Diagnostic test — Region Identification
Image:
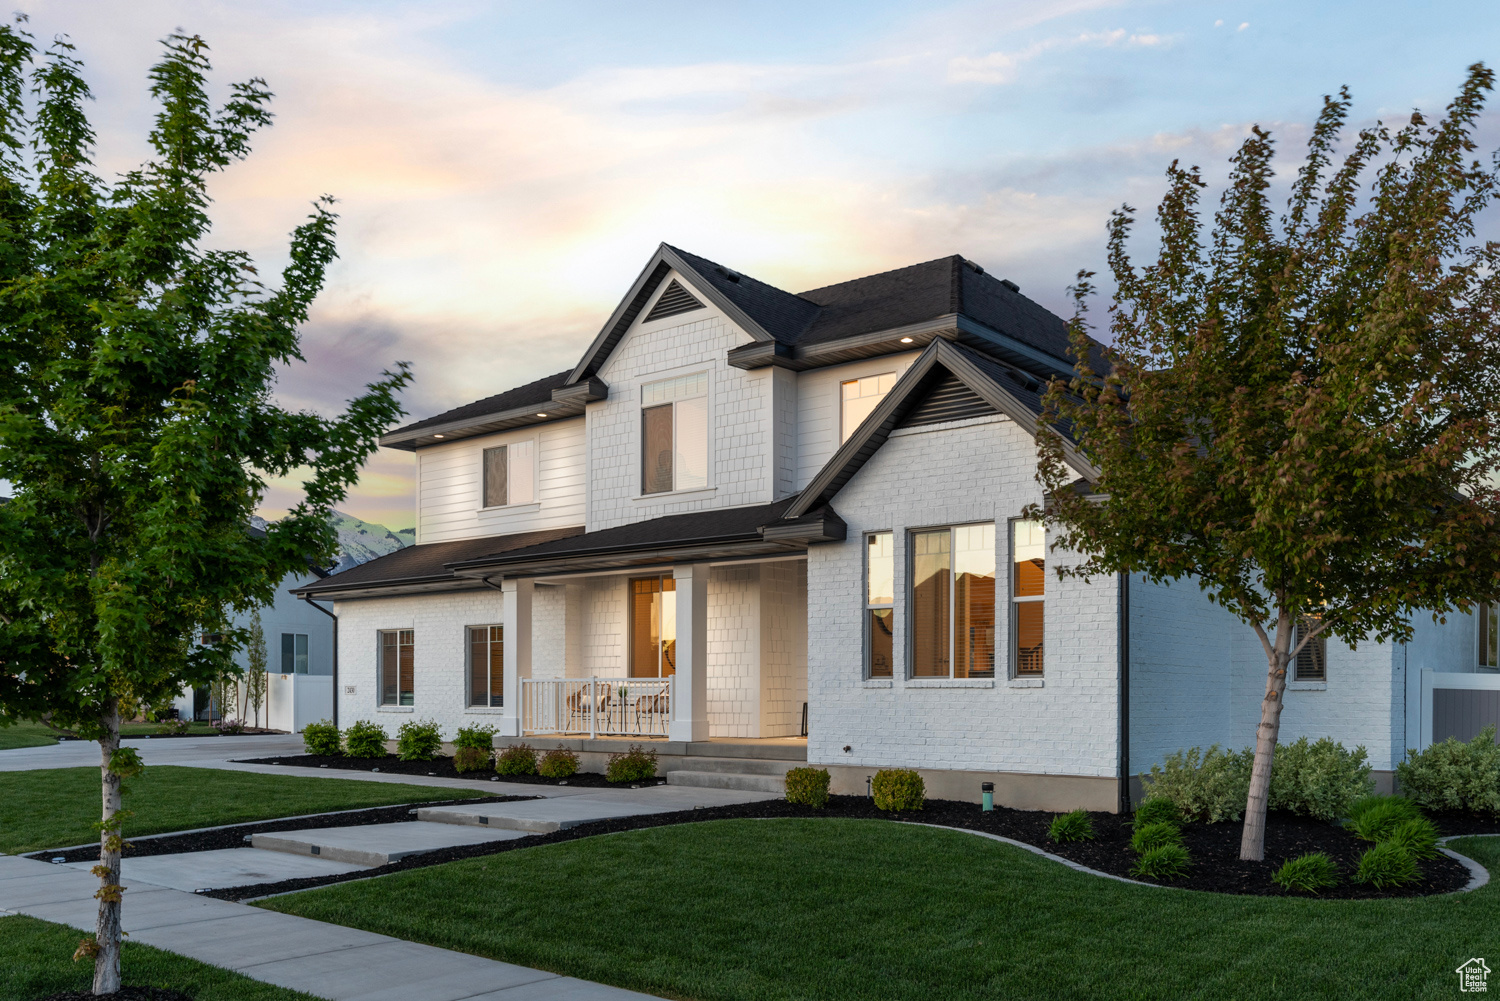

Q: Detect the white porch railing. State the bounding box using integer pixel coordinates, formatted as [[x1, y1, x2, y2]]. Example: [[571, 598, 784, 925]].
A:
[[522, 677, 672, 738]]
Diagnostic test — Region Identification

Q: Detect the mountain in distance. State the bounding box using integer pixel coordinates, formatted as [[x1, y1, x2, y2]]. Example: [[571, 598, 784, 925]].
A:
[[250, 510, 414, 574]]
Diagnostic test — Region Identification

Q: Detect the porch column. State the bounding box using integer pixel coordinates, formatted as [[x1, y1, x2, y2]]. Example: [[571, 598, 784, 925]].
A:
[[499, 577, 533, 737], [669, 563, 710, 742]]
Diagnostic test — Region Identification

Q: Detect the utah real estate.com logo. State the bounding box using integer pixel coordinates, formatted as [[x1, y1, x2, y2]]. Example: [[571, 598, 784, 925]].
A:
[[1458, 958, 1491, 993]]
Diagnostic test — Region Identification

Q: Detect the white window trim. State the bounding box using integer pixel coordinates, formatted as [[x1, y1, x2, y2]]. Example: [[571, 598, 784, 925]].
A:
[[1008, 516, 1045, 680], [905, 522, 998, 681], [638, 368, 712, 496], [478, 433, 541, 511], [465, 623, 504, 710], [864, 531, 895, 681], [838, 371, 896, 444]]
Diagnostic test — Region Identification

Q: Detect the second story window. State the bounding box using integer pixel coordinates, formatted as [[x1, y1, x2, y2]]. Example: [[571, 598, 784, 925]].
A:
[[641, 373, 708, 494], [840, 373, 896, 443], [482, 440, 535, 508]]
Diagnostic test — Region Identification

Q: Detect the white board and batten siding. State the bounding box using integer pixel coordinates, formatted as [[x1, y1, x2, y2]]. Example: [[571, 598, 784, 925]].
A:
[[415, 417, 586, 544]]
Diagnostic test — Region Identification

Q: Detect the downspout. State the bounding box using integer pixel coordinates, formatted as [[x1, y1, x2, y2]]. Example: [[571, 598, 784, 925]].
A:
[[301, 595, 338, 729], [1117, 570, 1132, 815]]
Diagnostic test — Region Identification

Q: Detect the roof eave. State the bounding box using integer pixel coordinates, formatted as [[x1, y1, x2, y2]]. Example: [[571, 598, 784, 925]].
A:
[[379, 379, 606, 451]]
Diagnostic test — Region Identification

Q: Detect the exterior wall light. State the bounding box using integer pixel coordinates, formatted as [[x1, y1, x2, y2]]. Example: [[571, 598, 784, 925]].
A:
[[981, 781, 994, 812]]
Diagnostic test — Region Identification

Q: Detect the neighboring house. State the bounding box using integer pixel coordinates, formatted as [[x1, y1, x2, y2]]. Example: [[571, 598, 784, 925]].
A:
[[294, 243, 1497, 810], [175, 537, 335, 731]]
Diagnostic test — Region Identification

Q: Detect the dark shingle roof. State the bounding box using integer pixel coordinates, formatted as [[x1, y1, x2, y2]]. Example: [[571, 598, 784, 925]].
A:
[[292, 526, 584, 596], [388, 370, 572, 438], [665, 246, 820, 345], [447, 498, 802, 571]]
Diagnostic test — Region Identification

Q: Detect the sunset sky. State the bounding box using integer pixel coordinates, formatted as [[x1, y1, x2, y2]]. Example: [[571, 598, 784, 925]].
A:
[[21, 0, 1499, 530]]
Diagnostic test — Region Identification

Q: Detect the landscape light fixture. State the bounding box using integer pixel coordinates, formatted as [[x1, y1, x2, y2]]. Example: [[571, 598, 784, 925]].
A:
[[981, 781, 994, 812]]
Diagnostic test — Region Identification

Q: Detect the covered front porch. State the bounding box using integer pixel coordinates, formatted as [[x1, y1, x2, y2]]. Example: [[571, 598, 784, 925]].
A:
[[446, 499, 838, 742]]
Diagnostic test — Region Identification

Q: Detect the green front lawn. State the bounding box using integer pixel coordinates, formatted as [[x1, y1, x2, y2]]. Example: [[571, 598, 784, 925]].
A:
[[1, 914, 318, 1001], [0, 765, 487, 853], [119, 720, 221, 737], [261, 818, 1500, 1001], [0, 719, 66, 749]]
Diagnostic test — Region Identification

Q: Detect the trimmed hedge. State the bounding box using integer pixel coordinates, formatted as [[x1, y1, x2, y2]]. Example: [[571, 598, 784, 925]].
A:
[[1141, 737, 1371, 822], [343, 720, 387, 758], [1396, 724, 1500, 815], [454, 724, 498, 751], [301, 719, 340, 756], [872, 769, 924, 812], [496, 743, 538, 776], [453, 746, 491, 773], [784, 767, 831, 808], [539, 746, 580, 779], [606, 744, 658, 783], [396, 718, 443, 761]]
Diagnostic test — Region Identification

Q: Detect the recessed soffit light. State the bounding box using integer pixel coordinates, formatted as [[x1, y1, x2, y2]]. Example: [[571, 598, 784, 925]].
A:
[[536, 412, 548, 418], [900, 336, 914, 344], [433, 434, 444, 438]]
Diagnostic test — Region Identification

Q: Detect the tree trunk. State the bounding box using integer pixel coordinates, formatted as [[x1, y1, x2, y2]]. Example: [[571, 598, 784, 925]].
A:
[[1240, 612, 1292, 861], [93, 700, 123, 995]]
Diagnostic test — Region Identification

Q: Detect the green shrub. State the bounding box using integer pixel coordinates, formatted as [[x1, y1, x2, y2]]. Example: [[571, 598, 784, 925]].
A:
[[453, 746, 491, 773], [1140, 745, 1254, 822], [871, 768, 925, 811], [1269, 736, 1374, 821], [1347, 795, 1425, 841], [1353, 841, 1421, 888], [1272, 852, 1340, 894], [606, 744, 658, 782], [1385, 817, 1441, 860], [1130, 844, 1191, 881], [454, 724, 498, 751], [538, 746, 580, 779], [1130, 821, 1183, 854], [301, 719, 341, 756], [1396, 724, 1500, 815], [784, 767, 831, 808], [1048, 809, 1095, 843], [343, 720, 388, 758], [496, 743, 538, 776], [1132, 797, 1181, 828], [396, 718, 443, 761]]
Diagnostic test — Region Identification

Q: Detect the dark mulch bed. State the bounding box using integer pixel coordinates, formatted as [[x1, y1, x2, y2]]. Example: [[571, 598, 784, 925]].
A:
[[200, 795, 1482, 903], [235, 752, 667, 789], [36, 990, 191, 1001], [26, 796, 534, 864], [1428, 810, 1500, 838]]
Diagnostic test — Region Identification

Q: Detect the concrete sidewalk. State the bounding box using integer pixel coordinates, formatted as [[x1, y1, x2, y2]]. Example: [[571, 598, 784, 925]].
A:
[[0, 853, 663, 1000]]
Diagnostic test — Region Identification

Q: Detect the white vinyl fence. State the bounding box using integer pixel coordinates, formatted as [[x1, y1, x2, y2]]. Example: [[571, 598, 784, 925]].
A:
[[522, 677, 672, 738]]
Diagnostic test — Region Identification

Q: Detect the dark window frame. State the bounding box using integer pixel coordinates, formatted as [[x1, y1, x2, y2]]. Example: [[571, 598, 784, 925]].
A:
[[466, 624, 503, 708], [864, 531, 895, 679], [379, 628, 415, 706]]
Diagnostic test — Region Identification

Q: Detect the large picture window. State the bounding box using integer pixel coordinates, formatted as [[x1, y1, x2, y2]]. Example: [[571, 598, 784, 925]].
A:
[[911, 524, 996, 678], [840, 373, 896, 443], [1012, 520, 1045, 676], [379, 629, 414, 706], [468, 625, 503, 707], [865, 532, 894, 678], [482, 440, 536, 508], [629, 576, 677, 677], [1481, 602, 1499, 670], [641, 373, 708, 494], [280, 633, 308, 674]]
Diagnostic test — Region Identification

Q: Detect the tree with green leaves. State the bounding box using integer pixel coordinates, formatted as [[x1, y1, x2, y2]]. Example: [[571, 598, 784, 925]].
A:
[[0, 24, 408, 992], [245, 609, 268, 728], [1032, 65, 1500, 861]]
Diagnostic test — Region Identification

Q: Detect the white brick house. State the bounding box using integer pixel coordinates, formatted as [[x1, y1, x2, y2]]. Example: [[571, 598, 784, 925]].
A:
[[296, 244, 1498, 811]]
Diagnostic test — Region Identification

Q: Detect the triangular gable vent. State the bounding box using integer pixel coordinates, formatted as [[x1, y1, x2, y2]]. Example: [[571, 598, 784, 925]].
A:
[[642, 279, 705, 323], [899, 373, 997, 429]]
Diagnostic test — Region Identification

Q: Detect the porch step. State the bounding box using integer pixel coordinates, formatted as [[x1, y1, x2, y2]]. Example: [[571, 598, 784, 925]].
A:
[[661, 755, 793, 778], [666, 770, 786, 794]]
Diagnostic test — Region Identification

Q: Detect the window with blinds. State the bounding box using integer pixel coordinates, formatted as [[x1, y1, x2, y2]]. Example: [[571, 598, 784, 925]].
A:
[[380, 629, 414, 706], [1012, 520, 1044, 677], [467, 625, 503, 707], [641, 373, 707, 494], [1294, 618, 1327, 681], [482, 440, 535, 508], [911, 523, 996, 679], [865, 532, 894, 678]]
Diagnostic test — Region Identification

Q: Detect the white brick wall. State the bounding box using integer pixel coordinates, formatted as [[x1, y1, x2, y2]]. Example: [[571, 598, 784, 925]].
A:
[[807, 414, 1121, 778]]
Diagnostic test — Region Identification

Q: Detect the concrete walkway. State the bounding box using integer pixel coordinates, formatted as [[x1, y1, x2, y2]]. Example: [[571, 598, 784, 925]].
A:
[[0, 852, 662, 1000]]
